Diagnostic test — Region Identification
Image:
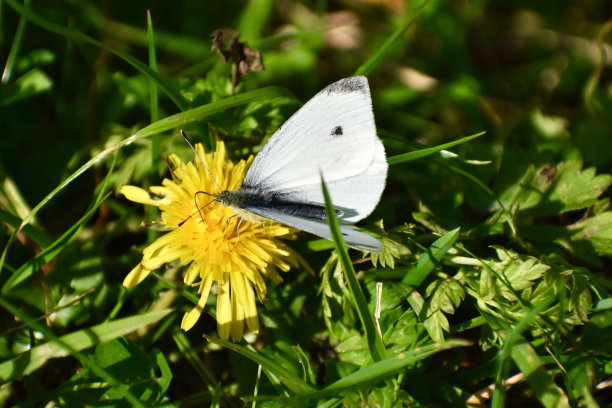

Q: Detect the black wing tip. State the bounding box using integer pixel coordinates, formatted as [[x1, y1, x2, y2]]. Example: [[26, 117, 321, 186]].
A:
[[325, 76, 369, 95]]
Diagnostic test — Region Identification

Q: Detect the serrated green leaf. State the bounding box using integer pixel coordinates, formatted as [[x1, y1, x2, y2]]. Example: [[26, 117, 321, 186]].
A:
[[422, 278, 465, 342], [484, 247, 550, 301], [369, 222, 412, 268], [384, 309, 419, 348], [335, 330, 371, 366], [569, 211, 612, 257], [516, 161, 612, 217], [423, 310, 448, 343]]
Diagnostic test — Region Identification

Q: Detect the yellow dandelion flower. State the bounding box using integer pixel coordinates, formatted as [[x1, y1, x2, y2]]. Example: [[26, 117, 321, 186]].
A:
[[120, 141, 299, 341]]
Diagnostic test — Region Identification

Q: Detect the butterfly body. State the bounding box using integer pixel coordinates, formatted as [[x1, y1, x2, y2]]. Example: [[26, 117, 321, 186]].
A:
[[216, 189, 340, 220]]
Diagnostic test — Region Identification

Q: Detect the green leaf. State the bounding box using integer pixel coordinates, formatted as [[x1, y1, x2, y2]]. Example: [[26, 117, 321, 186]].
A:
[[480, 247, 550, 302], [369, 222, 413, 269], [422, 278, 465, 342], [335, 329, 371, 366], [566, 354, 599, 408], [512, 161, 612, 217], [0, 68, 52, 105], [593, 297, 612, 311], [490, 296, 563, 408], [2, 192, 110, 291], [153, 350, 173, 396], [568, 211, 612, 257], [237, 0, 275, 42], [520, 209, 612, 266]]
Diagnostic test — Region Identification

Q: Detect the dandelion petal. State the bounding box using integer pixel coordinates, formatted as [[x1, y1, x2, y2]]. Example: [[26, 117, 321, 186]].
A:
[[123, 264, 150, 288]]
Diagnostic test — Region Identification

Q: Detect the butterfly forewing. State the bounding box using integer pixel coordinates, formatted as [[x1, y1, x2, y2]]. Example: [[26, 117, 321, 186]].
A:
[[241, 77, 387, 223]]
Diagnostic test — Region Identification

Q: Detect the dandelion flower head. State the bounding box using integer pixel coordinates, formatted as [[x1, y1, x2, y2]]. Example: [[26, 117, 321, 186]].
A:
[[120, 141, 298, 341]]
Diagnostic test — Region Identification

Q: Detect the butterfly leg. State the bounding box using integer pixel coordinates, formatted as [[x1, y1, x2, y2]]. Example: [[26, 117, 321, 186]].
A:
[[232, 217, 246, 250], [223, 214, 238, 240]]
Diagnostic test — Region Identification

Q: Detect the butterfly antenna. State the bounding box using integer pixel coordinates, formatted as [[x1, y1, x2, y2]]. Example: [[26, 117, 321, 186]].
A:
[[178, 191, 215, 227], [181, 130, 223, 193]]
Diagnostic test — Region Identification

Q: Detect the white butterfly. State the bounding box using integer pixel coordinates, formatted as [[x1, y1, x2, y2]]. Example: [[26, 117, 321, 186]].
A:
[[204, 76, 388, 251]]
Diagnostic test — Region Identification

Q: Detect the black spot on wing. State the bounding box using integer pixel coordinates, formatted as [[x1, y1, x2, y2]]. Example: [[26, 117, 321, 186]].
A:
[[331, 126, 343, 136], [325, 77, 368, 95]]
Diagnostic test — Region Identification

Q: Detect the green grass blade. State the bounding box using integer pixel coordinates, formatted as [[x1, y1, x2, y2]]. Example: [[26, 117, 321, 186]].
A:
[[2, 193, 111, 291], [402, 227, 460, 286], [147, 10, 159, 125], [237, 0, 274, 42], [321, 176, 387, 362], [387, 131, 485, 165], [492, 295, 568, 408], [132, 85, 293, 140], [508, 340, 571, 408], [1, 0, 30, 83], [2, 154, 116, 291], [0, 208, 53, 248], [102, 19, 212, 60], [172, 329, 219, 394], [0, 68, 53, 106], [316, 339, 470, 396], [147, 9, 160, 243], [0, 297, 170, 407], [0, 306, 172, 384], [353, 0, 430, 76], [592, 297, 612, 311], [204, 336, 316, 395], [3, 0, 187, 110], [448, 164, 517, 236], [7, 85, 291, 235]]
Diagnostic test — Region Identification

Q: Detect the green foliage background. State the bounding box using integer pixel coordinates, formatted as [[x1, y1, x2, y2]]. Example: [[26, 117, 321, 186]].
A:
[[1, 0, 611, 406]]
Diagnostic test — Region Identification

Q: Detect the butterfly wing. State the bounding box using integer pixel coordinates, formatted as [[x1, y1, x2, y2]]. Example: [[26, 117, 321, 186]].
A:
[[243, 205, 382, 251], [242, 76, 387, 223]]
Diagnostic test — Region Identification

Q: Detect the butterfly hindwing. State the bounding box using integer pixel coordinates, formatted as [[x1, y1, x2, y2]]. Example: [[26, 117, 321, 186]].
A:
[[243, 204, 382, 252]]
